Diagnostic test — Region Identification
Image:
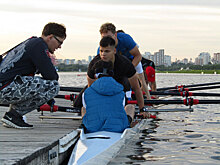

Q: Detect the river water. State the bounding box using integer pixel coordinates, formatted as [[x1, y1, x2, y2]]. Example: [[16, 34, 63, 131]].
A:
[[59, 72, 220, 165]]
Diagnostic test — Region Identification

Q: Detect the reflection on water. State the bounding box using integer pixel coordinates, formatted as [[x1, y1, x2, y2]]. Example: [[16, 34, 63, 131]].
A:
[[110, 104, 220, 164], [58, 72, 220, 164]]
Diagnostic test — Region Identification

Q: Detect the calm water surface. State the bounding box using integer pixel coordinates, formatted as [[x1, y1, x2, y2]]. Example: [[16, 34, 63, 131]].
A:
[[59, 72, 220, 165]]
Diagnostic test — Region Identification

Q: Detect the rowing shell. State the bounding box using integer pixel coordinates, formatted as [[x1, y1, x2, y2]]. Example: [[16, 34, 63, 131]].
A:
[[67, 119, 151, 165]]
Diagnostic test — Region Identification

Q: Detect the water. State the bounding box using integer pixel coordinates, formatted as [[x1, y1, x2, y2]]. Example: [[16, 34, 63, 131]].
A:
[[59, 72, 220, 165]]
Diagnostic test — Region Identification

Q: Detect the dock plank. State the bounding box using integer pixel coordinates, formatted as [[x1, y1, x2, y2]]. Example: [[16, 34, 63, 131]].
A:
[[0, 99, 81, 165]]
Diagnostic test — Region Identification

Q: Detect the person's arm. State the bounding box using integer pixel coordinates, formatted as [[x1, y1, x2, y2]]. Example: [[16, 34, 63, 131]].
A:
[[150, 81, 157, 91], [128, 74, 144, 109], [87, 55, 99, 86], [81, 92, 86, 117], [87, 75, 95, 87], [137, 73, 151, 100], [129, 45, 142, 67], [121, 33, 142, 67], [30, 41, 58, 80], [128, 74, 151, 118]]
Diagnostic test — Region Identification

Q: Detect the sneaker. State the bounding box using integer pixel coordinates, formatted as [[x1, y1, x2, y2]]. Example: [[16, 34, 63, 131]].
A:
[[2, 123, 12, 128], [3, 115, 27, 128], [1, 111, 33, 129]]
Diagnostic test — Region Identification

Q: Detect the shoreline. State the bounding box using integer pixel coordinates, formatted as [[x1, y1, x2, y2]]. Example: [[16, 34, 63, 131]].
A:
[[157, 70, 220, 74]]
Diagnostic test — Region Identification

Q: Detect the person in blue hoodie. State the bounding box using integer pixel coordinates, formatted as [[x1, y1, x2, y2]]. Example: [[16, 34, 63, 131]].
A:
[[82, 60, 134, 133]]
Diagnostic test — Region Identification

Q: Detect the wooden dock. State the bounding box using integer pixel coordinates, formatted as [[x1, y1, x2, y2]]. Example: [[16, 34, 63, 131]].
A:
[[0, 99, 82, 165]]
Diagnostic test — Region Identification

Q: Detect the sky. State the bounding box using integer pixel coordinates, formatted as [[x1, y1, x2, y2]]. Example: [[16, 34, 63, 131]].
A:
[[0, 0, 220, 61]]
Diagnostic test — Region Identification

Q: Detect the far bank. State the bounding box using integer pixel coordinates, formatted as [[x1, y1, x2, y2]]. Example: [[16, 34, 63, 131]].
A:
[[157, 70, 220, 74]]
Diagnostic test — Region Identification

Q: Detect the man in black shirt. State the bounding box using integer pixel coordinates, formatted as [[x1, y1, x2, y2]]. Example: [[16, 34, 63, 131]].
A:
[[0, 22, 66, 129], [87, 36, 150, 118]]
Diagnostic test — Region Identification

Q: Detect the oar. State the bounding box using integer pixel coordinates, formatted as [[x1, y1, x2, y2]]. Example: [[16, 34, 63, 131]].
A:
[[39, 104, 157, 119], [55, 94, 78, 101], [150, 91, 220, 97], [59, 81, 220, 93], [0, 104, 8, 107], [55, 90, 220, 103], [172, 85, 220, 92], [0, 103, 81, 113], [157, 81, 220, 91], [60, 86, 83, 92], [128, 98, 220, 106], [135, 107, 193, 112], [39, 104, 81, 113]]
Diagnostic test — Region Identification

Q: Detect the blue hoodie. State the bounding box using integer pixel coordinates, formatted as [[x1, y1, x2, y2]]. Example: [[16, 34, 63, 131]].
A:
[[83, 77, 130, 133]]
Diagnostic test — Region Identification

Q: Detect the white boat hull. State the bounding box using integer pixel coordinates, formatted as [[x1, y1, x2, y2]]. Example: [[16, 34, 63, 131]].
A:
[[68, 119, 151, 165], [68, 128, 131, 165]]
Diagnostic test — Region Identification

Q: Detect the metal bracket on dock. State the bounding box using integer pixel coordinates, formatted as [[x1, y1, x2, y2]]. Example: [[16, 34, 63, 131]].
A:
[[48, 146, 59, 164]]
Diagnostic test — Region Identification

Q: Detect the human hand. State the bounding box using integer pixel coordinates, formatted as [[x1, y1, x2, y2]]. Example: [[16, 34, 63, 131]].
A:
[[139, 107, 156, 119], [47, 99, 55, 106]]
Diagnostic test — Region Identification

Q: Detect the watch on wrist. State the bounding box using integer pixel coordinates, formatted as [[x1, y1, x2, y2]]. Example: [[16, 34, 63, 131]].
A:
[[140, 107, 147, 112]]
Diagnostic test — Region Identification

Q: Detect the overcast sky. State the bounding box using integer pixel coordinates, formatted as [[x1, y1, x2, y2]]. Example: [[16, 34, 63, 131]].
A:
[[0, 0, 220, 61]]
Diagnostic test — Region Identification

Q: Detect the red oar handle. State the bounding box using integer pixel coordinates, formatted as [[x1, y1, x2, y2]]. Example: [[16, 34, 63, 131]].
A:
[[64, 94, 78, 101], [131, 91, 146, 95], [178, 88, 189, 92], [55, 94, 78, 101], [183, 98, 199, 106], [40, 104, 58, 112], [127, 100, 137, 104], [150, 114, 157, 119], [135, 113, 156, 119], [39, 104, 81, 113], [177, 85, 184, 89], [180, 91, 193, 97]]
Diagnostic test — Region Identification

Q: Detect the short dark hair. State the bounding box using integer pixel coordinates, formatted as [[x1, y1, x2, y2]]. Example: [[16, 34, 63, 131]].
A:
[[42, 22, 66, 38], [93, 60, 114, 78], [117, 29, 125, 33], [99, 36, 115, 47], [99, 23, 116, 34]]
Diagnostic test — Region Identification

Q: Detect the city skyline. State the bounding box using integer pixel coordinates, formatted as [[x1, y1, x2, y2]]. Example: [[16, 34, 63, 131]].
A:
[[0, 0, 220, 61], [57, 49, 218, 63]]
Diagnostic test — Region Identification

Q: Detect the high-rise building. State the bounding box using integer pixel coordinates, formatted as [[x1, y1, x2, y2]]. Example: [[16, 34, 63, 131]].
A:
[[182, 58, 188, 64], [198, 52, 211, 65], [70, 59, 75, 64], [154, 49, 164, 66], [158, 49, 164, 65], [88, 56, 93, 62], [64, 59, 70, 65], [213, 53, 220, 64], [195, 57, 204, 65], [143, 52, 151, 59], [143, 49, 168, 66], [57, 59, 63, 64], [164, 55, 171, 66]]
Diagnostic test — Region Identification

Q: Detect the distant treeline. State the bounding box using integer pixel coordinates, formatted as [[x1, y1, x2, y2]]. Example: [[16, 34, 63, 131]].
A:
[[157, 63, 220, 71], [157, 70, 220, 74], [56, 63, 220, 73]]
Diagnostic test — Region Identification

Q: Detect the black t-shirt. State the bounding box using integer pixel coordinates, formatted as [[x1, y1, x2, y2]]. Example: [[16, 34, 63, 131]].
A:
[[141, 57, 155, 69], [87, 54, 136, 90]]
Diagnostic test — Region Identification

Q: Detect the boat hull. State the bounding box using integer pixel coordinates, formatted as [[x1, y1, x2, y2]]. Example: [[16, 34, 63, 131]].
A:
[[68, 128, 132, 165], [68, 119, 152, 165]]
